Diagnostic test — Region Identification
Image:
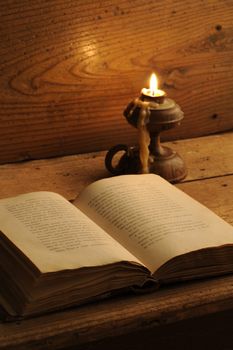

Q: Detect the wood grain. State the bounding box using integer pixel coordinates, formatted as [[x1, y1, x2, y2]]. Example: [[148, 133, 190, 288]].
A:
[[177, 176, 233, 225], [2, 274, 233, 350], [0, 0, 233, 163], [0, 133, 232, 200]]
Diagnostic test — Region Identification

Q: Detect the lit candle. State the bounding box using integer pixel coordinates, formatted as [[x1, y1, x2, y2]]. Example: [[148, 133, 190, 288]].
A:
[[141, 73, 165, 103]]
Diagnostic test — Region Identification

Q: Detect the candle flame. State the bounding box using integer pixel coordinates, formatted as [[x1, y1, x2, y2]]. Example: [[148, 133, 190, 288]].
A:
[[150, 73, 158, 96]]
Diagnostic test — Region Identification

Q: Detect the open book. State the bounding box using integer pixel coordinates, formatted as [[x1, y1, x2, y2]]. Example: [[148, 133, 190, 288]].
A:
[[1, 174, 233, 318]]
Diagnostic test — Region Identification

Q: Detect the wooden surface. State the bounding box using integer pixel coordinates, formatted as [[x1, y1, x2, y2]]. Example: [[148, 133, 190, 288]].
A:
[[2, 276, 233, 350], [1, 0, 233, 164], [0, 132, 233, 350]]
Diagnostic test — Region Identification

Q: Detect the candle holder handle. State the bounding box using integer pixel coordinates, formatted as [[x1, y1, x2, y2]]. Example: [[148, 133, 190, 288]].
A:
[[105, 144, 140, 175]]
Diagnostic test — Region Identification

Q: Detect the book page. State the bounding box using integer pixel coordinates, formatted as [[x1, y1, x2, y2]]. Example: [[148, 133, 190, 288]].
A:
[[76, 174, 233, 272], [0, 192, 142, 273]]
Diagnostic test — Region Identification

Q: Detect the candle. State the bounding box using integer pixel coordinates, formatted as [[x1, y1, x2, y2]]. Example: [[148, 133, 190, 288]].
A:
[[141, 73, 165, 103]]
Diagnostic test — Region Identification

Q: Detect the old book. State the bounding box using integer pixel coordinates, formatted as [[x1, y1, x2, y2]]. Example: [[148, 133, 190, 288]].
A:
[[0, 174, 233, 319]]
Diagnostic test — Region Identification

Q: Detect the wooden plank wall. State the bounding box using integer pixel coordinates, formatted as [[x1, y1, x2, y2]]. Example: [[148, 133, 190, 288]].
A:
[[0, 0, 233, 164]]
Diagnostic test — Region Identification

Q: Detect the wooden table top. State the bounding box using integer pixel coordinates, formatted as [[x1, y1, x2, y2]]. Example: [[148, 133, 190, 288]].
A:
[[0, 132, 233, 350]]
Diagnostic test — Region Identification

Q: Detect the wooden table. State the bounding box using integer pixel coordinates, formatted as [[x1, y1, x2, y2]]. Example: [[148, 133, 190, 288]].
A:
[[0, 133, 233, 350]]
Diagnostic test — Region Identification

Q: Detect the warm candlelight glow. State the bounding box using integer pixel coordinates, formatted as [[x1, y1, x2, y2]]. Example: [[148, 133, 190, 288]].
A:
[[150, 73, 158, 96], [141, 72, 165, 99]]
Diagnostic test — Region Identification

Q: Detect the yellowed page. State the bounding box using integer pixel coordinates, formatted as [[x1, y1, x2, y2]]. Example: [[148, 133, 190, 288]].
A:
[[0, 192, 142, 273], [76, 174, 233, 273]]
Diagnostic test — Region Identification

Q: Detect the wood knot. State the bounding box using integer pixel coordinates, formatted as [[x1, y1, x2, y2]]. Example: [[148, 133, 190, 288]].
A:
[[215, 24, 222, 31]]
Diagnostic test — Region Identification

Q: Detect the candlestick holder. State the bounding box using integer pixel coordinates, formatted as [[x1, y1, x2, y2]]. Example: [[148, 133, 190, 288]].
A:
[[105, 92, 187, 183]]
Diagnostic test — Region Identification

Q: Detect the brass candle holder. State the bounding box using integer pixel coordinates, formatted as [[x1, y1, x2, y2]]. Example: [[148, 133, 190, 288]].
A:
[[105, 74, 187, 183]]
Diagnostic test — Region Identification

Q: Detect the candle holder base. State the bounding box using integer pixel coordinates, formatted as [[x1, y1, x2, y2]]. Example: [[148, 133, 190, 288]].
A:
[[105, 144, 187, 183], [148, 146, 187, 183]]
